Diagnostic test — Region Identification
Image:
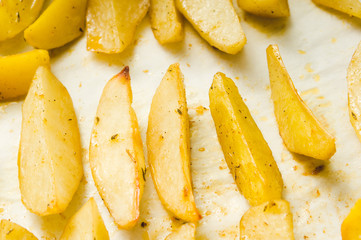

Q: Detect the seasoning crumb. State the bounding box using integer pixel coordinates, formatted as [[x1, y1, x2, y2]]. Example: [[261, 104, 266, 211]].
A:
[[111, 134, 118, 140], [198, 147, 205, 152], [312, 165, 325, 175]]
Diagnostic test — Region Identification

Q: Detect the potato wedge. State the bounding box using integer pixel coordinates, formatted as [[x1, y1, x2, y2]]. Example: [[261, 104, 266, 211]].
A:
[[150, 0, 184, 44], [165, 223, 196, 240], [86, 0, 149, 53], [237, 0, 290, 18], [175, 0, 246, 54], [18, 66, 83, 216], [209, 72, 283, 206], [59, 198, 109, 240], [24, 0, 87, 49], [240, 200, 294, 240], [341, 199, 361, 240], [0, 50, 50, 101], [0, 0, 45, 41], [312, 0, 361, 19], [0, 219, 38, 240], [147, 63, 200, 222], [89, 67, 145, 229], [267, 44, 336, 160]]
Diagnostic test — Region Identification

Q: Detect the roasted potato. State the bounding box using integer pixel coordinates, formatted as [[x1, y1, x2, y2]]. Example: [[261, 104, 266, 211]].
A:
[[0, 0, 45, 41], [18, 66, 83, 216], [238, 0, 290, 18], [24, 0, 87, 49], [341, 199, 361, 240], [89, 67, 145, 229], [176, 0, 246, 54], [59, 198, 109, 240], [312, 0, 361, 19], [267, 44, 336, 160], [0, 219, 38, 240], [150, 0, 184, 44], [86, 0, 150, 53], [0, 49, 49, 101], [240, 200, 294, 240], [165, 223, 196, 240], [209, 72, 283, 206], [147, 63, 201, 222]]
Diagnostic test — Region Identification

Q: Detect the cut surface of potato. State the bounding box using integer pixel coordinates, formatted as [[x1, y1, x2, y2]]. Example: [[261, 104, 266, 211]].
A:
[[149, 0, 184, 44], [347, 41, 361, 143], [0, 0, 45, 41], [59, 198, 109, 240], [147, 63, 200, 222], [165, 223, 196, 240], [209, 72, 283, 206], [176, 0, 246, 54], [240, 200, 294, 240], [267, 44, 336, 160], [89, 67, 145, 229], [238, 0, 290, 18], [18, 66, 83, 216], [87, 0, 149, 53], [341, 199, 361, 240], [312, 0, 361, 19], [0, 219, 38, 240], [24, 0, 87, 49], [0, 50, 49, 101]]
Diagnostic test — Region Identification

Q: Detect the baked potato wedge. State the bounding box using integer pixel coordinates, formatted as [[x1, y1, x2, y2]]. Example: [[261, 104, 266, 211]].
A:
[[209, 72, 283, 206], [150, 0, 184, 44], [59, 198, 109, 240], [240, 200, 294, 240], [0, 0, 45, 41], [0, 219, 38, 240], [238, 0, 290, 18], [86, 0, 149, 53], [267, 44, 336, 160], [0, 49, 49, 101], [89, 67, 145, 229], [175, 0, 246, 54], [18, 66, 83, 216], [312, 0, 361, 19], [147, 63, 200, 222], [165, 223, 196, 240], [341, 199, 361, 240], [24, 0, 87, 49]]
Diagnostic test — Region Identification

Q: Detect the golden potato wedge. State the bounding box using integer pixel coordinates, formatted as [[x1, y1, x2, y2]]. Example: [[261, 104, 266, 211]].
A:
[[240, 200, 294, 240], [175, 0, 246, 54], [0, 0, 45, 41], [59, 198, 109, 240], [267, 44, 336, 160], [89, 67, 145, 229], [149, 0, 184, 44], [209, 72, 283, 206], [341, 199, 361, 240], [147, 63, 200, 222], [165, 223, 196, 240], [0, 50, 49, 101], [18, 66, 83, 216], [0, 219, 38, 240], [238, 0, 290, 18], [86, 0, 149, 53], [24, 0, 87, 49], [312, 0, 361, 19]]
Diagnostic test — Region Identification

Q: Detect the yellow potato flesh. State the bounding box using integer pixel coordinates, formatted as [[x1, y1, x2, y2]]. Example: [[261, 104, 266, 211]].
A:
[[86, 0, 149, 53], [165, 223, 196, 240], [18, 66, 83, 216], [238, 0, 290, 18], [147, 63, 200, 222], [341, 199, 361, 240], [0, 219, 38, 240], [89, 67, 145, 229], [0, 0, 45, 41], [267, 44, 336, 160], [312, 0, 361, 19], [24, 0, 87, 49], [209, 72, 283, 206], [0, 49, 49, 101]]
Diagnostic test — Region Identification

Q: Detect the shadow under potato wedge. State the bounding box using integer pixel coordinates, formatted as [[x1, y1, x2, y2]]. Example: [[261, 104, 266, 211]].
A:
[[147, 63, 201, 222], [267, 44, 336, 160], [0, 219, 38, 240], [209, 72, 283, 207], [237, 0, 290, 18]]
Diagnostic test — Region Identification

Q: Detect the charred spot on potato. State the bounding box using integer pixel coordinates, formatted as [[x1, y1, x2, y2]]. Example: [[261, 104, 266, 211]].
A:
[[141, 221, 148, 228], [68, 118, 72, 121], [111, 134, 119, 141], [79, 27, 83, 32], [177, 108, 182, 115], [352, 112, 357, 120], [312, 165, 325, 175], [142, 168, 146, 181], [95, 116, 100, 124]]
